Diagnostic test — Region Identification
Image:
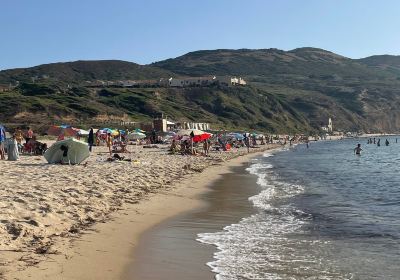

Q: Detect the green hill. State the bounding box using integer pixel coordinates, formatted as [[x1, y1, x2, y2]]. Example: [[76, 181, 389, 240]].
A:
[[0, 84, 312, 133], [0, 60, 173, 86], [154, 48, 400, 132], [2, 48, 400, 133]]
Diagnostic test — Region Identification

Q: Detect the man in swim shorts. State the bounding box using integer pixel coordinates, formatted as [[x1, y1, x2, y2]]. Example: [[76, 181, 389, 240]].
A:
[[354, 144, 362, 155]]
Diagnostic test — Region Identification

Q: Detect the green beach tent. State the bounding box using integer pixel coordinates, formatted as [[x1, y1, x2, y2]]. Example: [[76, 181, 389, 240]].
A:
[[44, 138, 90, 165]]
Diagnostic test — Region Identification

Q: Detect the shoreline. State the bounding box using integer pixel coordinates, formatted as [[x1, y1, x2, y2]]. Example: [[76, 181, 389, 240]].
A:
[[128, 155, 264, 280], [10, 145, 279, 280]]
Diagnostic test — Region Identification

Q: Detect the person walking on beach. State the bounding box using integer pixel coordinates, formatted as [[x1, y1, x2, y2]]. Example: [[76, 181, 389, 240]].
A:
[[88, 127, 94, 152], [354, 144, 362, 155]]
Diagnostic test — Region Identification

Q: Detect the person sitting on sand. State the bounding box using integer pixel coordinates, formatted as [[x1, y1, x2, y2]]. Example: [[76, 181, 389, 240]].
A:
[[354, 144, 362, 155], [25, 135, 37, 154], [60, 144, 69, 164], [170, 139, 178, 154], [14, 127, 24, 147], [25, 127, 34, 144], [180, 141, 186, 154]]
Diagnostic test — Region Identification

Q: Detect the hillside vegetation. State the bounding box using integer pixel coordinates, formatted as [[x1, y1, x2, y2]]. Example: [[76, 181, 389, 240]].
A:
[[2, 48, 400, 133]]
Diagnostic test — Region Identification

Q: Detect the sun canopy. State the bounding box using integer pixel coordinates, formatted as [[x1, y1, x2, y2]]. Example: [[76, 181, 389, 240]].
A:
[[44, 138, 89, 165]]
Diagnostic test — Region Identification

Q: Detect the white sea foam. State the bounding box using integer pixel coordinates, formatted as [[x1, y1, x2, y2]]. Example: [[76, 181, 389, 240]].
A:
[[197, 155, 350, 280]]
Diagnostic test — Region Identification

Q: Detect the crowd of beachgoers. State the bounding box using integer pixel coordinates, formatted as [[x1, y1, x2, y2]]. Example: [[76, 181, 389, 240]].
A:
[[0, 123, 293, 277], [0, 124, 298, 163]]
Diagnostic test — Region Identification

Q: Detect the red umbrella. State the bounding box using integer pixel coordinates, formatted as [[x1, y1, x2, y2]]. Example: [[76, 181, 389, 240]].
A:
[[193, 133, 212, 143]]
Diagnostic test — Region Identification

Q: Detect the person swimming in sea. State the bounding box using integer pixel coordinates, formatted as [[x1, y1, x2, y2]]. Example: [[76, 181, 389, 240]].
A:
[[354, 144, 362, 155]]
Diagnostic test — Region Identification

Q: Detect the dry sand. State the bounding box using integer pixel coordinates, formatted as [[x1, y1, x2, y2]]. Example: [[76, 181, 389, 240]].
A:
[[0, 142, 279, 279]]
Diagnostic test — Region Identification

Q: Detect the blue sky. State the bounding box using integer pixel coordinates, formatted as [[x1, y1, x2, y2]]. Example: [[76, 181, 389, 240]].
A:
[[1, 0, 400, 70]]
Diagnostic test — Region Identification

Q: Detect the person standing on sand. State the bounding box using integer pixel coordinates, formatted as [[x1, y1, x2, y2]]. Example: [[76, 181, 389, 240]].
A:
[[106, 133, 113, 156], [203, 140, 209, 156], [0, 125, 6, 160], [244, 133, 250, 152], [88, 128, 94, 152], [354, 144, 362, 155]]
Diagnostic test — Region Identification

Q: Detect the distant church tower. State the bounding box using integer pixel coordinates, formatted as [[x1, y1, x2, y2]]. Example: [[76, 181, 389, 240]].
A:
[[328, 118, 333, 132]]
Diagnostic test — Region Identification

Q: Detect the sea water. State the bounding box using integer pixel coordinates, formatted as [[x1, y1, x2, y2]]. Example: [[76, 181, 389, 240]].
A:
[[198, 138, 400, 280]]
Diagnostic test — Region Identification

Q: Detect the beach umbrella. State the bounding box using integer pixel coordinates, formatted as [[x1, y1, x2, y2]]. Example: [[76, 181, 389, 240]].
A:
[[44, 138, 89, 165], [193, 133, 212, 143], [163, 131, 176, 140], [47, 125, 79, 137], [176, 129, 204, 136], [135, 128, 146, 133], [127, 131, 146, 140], [226, 132, 244, 140], [47, 125, 62, 136], [77, 129, 90, 136]]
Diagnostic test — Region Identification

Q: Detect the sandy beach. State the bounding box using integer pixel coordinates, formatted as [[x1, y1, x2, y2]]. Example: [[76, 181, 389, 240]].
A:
[[0, 142, 279, 279]]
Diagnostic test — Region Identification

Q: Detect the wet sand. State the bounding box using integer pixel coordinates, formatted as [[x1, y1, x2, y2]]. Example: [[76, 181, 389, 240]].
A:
[[127, 159, 262, 279]]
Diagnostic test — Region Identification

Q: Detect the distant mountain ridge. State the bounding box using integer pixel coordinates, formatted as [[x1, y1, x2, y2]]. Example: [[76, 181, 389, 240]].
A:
[[0, 60, 173, 85], [2, 47, 400, 133]]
